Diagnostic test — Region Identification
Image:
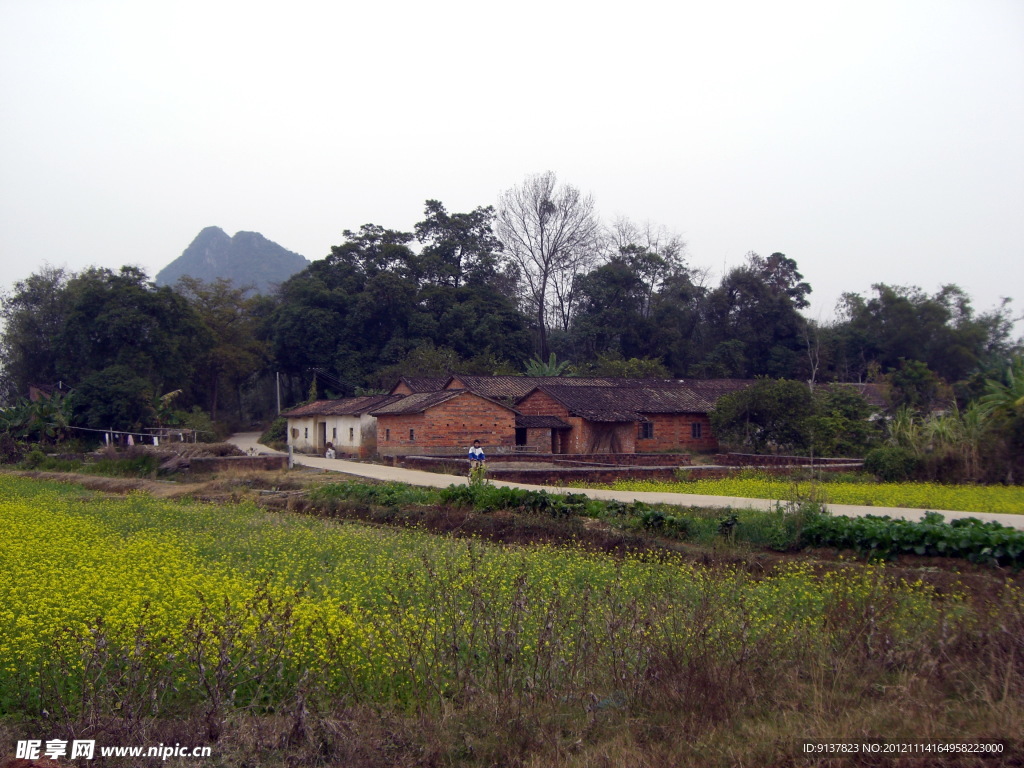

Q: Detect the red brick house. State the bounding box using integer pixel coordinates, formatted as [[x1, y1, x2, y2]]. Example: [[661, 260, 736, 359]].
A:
[[515, 384, 723, 454], [375, 374, 760, 456], [370, 389, 518, 457]]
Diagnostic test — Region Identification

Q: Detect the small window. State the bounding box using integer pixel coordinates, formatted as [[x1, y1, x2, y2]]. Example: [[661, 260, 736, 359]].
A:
[[291, 428, 298, 439], [409, 429, 415, 441], [638, 422, 654, 440], [304, 428, 308, 439], [691, 422, 702, 439], [385, 428, 390, 441], [349, 427, 354, 442], [332, 427, 337, 439]]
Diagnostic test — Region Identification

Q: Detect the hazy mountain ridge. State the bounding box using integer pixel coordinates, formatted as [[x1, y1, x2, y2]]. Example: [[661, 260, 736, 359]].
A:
[[156, 226, 309, 294]]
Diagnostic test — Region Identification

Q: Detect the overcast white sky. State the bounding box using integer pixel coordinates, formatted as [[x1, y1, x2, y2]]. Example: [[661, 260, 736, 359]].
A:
[[1, 0, 1022, 333]]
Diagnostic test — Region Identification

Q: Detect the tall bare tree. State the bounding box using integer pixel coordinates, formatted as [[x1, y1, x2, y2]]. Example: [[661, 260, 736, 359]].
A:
[[495, 171, 601, 357]]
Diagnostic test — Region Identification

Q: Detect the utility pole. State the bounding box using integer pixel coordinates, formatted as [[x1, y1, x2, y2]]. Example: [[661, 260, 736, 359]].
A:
[[276, 372, 281, 415]]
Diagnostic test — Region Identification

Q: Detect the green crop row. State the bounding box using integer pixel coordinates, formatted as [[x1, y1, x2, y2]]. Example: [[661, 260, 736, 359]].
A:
[[802, 511, 1024, 567], [438, 483, 593, 517]]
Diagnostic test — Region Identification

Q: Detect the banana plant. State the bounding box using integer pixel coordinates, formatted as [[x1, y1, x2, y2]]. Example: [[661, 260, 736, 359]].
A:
[[979, 355, 1024, 422]]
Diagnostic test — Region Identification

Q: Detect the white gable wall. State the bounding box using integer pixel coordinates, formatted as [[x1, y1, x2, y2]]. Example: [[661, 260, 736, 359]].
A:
[[286, 413, 380, 457]]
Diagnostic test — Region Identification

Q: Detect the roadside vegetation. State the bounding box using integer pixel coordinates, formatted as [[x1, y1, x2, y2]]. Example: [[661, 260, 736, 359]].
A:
[[307, 478, 1024, 569], [0, 473, 1021, 767], [606, 473, 1024, 515]]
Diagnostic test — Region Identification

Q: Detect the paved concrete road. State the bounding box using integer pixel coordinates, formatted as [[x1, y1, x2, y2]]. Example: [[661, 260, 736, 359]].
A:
[[228, 433, 1024, 530]]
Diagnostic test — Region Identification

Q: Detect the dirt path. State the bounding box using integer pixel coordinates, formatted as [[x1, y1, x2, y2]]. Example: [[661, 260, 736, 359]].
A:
[[229, 433, 1024, 531]]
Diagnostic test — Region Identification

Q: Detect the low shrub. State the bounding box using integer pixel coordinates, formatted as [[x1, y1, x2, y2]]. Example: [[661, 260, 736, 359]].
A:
[[172, 406, 226, 442], [0, 433, 25, 465], [864, 445, 920, 482], [21, 453, 84, 472], [19, 447, 47, 470], [86, 448, 160, 478], [259, 417, 288, 450]]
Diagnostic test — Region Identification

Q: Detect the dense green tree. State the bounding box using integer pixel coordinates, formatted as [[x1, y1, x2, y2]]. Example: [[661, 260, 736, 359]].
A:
[[0, 266, 72, 400], [413, 200, 512, 290], [570, 226, 693, 366], [808, 385, 880, 457], [571, 257, 658, 360], [0, 265, 210, 437], [747, 252, 811, 309], [173, 277, 269, 422], [710, 379, 814, 453], [695, 254, 809, 378], [572, 353, 670, 379], [269, 224, 415, 394], [72, 364, 155, 431], [884, 358, 948, 413], [828, 284, 1015, 384], [645, 272, 707, 377], [270, 210, 532, 400], [56, 266, 208, 395], [688, 340, 749, 379]]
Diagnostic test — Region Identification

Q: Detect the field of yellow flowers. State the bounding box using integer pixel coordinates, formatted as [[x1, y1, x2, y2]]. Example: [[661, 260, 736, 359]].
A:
[[609, 474, 1024, 514], [1, 474, 1020, 766]]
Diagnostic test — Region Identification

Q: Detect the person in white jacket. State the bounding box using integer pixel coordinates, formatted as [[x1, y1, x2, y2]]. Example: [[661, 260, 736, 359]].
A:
[[467, 440, 486, 467]]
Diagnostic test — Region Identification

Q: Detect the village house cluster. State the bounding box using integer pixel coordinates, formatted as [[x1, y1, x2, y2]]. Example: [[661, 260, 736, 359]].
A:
[[282, 375, 757, 458]]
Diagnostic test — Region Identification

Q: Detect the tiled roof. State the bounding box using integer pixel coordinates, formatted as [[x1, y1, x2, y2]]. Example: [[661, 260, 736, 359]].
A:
[[282, 395, 404, 418], [682, 379, 756, 401], [525, 386, 642, 422], [446, 374, 688, 404], [391, 376, 450, 393], [530, 384, 716, 421], [369, 390, 465, 415], [370, 389, 515, 417]]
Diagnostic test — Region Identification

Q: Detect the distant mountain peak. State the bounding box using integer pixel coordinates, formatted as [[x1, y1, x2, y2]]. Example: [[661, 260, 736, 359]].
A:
[[156, 227, 309, 294]]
